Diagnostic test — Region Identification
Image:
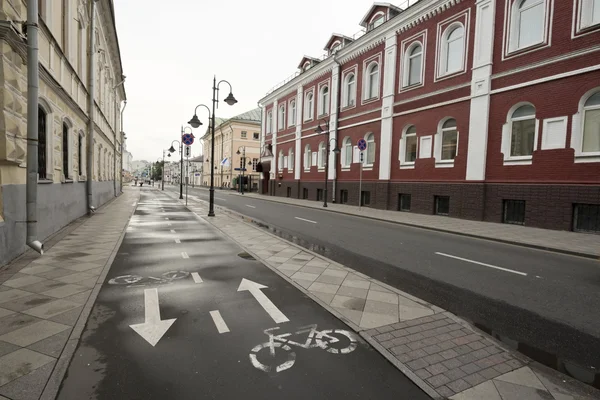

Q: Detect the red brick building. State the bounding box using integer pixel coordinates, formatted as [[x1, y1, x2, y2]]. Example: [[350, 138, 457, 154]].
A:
[[258, 0, 600, 233]]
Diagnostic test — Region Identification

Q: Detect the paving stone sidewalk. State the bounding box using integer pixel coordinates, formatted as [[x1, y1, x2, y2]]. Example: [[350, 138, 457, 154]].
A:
[[229, 191, 600, 258], [0, 188, 139, 400], [171, 190, 600, 400]]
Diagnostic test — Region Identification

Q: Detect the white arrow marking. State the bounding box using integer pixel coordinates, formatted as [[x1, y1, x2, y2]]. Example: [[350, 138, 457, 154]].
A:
[[210, 310, 230, 333], [129, 288, 176, 346], [170, 229, 176, 233], [237, 279, 289, 324], [175, 239, 181, 244], [181, 252, 189, 259], [246, 205, 256, 208], [191, 272, 203, 283]]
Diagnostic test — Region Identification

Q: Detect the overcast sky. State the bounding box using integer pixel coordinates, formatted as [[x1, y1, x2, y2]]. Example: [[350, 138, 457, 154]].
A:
[[114, 0, 378, 163]]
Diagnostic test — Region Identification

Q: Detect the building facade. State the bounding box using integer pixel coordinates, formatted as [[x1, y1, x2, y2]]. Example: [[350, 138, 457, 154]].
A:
[[201, 108, 262, 190], [259, 0, 600, 233], [0, 0, 126, 265]]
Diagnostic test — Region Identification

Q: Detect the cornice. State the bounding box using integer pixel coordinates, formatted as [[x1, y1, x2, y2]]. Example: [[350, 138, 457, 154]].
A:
[[0, 21, 27, 61]]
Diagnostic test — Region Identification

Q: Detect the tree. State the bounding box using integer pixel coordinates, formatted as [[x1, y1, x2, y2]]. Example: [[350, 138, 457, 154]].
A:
[[152, 161, 164, 181]]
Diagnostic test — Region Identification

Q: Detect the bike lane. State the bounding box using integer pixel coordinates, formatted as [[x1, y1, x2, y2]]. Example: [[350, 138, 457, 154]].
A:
[[56, 189, 430, 400]]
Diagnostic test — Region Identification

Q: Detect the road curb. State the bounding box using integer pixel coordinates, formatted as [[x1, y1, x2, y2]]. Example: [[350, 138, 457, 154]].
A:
[[39, 191, 140, 400], [229, 192, 598, 260]]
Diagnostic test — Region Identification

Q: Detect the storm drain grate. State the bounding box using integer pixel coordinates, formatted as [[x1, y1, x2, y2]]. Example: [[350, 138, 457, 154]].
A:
[[237, 252, 255, 260]]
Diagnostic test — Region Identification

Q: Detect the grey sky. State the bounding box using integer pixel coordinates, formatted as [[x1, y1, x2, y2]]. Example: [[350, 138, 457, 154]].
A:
[[114, 0, 376, 163]]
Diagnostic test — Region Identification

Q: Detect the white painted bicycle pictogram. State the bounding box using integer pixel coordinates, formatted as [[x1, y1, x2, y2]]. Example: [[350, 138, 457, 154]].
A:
[[108, 271, 190, 287], [249, 324, 358, 373]]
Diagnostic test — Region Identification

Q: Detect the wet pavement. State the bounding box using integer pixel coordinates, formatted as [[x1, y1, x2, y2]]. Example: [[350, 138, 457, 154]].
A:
[[56, 189, 430, 400]]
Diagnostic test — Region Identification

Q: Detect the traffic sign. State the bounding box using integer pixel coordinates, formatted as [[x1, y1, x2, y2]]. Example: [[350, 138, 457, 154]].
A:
[[182, 133, 194, 146], [357, 138, 367, 151], [185, 146, 191, 158]]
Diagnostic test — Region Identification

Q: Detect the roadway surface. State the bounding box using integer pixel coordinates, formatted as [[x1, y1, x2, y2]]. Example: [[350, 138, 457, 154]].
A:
[[57, 189, 429, 400], [166, 185, 600, 371]]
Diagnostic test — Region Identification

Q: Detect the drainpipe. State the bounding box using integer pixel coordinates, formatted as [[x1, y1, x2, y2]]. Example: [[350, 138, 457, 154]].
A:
[[25, 0, 43, 254], [119, 100, 127, 192], [86, 0, 99, 214], [112, 77, 126, 197]]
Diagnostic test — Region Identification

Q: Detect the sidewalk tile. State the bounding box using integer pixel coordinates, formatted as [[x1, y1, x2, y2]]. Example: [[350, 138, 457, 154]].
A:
[[369, 283, 394, 293], [19, 280, 67, 294], [55, 272, 96, 284], [311, 291, 335, 304], [300, 266, 327, 275], [494, 366, 546, 391], [2, 276, 46, 289], [0, 313, 41, 336], [291, 272, 319, 282], [63, 290, 92, 305], [337, 286, 368, 299], [449, 381, 502, 400], [493, 380, 552, 400], [0, 341, 20, 358], [27, 329, 71, 358], [42, 283, 88, 299], [315, 274, 345, 285], [367, 290, 399, 304], [331, 295, 366, 311], [0, 294, 55, 312], [333, 307, 362, 326], [23, 299, 80, 319], [0, 359, 56, 400], [360, 312, 398, 329], [0, 320, 69, 347], [0, 309, 15, 319], [35, 268, 75, 280], [308, 282, 339, 295], [18, 265, 56, 276], [61, 263, 104, 272], [0, 349, 54, 386], [341, 278, 370, 289]]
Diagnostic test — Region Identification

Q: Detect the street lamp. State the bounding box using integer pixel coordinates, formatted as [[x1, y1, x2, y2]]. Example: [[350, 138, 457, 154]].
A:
[[315, 118, 340, 207], [169, 139, 183, 199], [188, 77, 237, 217], [161, 149, 169, 191]]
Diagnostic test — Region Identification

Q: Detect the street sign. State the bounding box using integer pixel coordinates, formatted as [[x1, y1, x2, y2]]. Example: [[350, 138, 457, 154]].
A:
[[357, 138, 367, 151], [185, 146, 191, 158], [360, 152, 364, 162], [234, 168, 247, 171], [182, 133, 194, 146]]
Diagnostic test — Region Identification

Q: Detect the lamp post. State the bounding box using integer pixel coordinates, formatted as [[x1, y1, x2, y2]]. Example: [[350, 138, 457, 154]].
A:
[[188, 77, 237, 217], [315, 118, 340, 208], [161, 149, 168, 190], [169, 139, 183, 199]]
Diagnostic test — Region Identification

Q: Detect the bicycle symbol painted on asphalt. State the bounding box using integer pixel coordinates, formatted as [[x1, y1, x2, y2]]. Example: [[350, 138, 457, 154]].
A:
[[108, 271, 190, 287], [249, 324, 358, 373]]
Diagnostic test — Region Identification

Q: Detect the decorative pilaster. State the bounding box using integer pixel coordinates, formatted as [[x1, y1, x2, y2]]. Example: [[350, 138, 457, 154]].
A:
[[379, 34, 397, 180]]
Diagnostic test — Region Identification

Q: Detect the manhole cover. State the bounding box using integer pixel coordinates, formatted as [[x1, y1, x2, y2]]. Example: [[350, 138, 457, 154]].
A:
[[238, 252, 255, 260]]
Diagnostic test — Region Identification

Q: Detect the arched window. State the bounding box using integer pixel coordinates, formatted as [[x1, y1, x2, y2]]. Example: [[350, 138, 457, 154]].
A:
[[278, 150, 284, 171], [510, 0, 545, 51], [343, 73, 356, 107], [303, 62, 311, 72], [403, 126, 418, 163], [441, 25, 465, 75], [440, 119, 458, 160], [318, 142, 326, 168], [370, 13, 385, 30], [582, 91, 600, 153], [38, 106, 47, 179], [78, 133, 84, 176], [365, 133, 375, 165], [267, 111, 273, 134], [289, 100, 296, 126], [342, 137, 352, 167], [405, 43, 423, 87], [304, 144, 311, 170], [330, 42, 341, 55], [510, 104, 536, 157], [365, 63, 380, 99], [319, 86, 329, 116], [278, 104, 285, 130], [289, 148, 294, 171], [305, 92, 314, 120], [62, 122, 70, 179]]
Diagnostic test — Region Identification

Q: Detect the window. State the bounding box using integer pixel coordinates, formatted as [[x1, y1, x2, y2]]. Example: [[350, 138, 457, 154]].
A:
[[318, 142, 326, 168], [360, 191, 371, 206], [319, 86, 329, 116], [287, 187, 292, 198], [317, 189, 324, 201], [61, 0, 69, 55], [78, 134, 84, 175], [77, 22, 84, 76], [510, 105, 536, 157], [278, 105, 285, 130], [241, 131, 247, 139], [305, 92, 314, 120], [435, 196, 450, 215], [303, 62, 311, 72], [62, 123, 70, 178], [304, 144, 311, 170], [440, 119, 458, 161], [343, 73, 356, 107], [440, 24, 465, 75], [340, 190, 348, 204], [365, 63, 380, 100], [267, 111, 273, 134], [503, 200, 526, 225], [573, 203, 600, 233], [253, 132, 260, 140], [289, 100, 296, 126], [38, 107, 47, 179], [252, 158, 258, 171], [278, 151, 284, 171], [289, 148, 294, 172], [342, 137, 352, 167], [399, 194, 411, 211], [579, 0, 600, 30], [370, 13, 385, 30], [303, 188, 309, 199], [405, 43, 423, 87], [509, 0, 546, 52], [404, 126, 418, 163], [331, 42, 341, 55], [365, 133, 375, 165], [582, 92, 600, 153]]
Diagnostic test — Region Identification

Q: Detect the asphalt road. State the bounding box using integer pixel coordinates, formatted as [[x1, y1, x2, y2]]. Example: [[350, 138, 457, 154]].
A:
[[166, 185, 600, 372], [57, 189, 430, 400]]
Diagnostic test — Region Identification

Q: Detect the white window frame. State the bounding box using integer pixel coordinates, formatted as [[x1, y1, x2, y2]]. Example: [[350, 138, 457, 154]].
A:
[[267, 111, 273, 134], [341, 137, 352, 169], [438, 22, 467, 78], [571, 88, 600, 162], [304, 89, 315, 122], [399, 125, 418, 169], [318, 141, 326, 170], [318, 81, 330, 117], [288, 99, 296, 127], [330, 40, 342, 55], [288, 148, 294, 172], [399, 31, 427, 92], [434, 118, 459, 167], [278, 104, 286, 130], [304, 144, 311, 171], [364, 133, 375, 168], [369, 12, 386, 30], [362, 54, 382, 103], [574, 0, 600, 35], [501, 102, 539, 165], [404, 42, 424, 88], [62, 118, 73, 180], [38, 98, 54, 180], [278, 150, 284, 171], [504, 0, 552, 58], [341, 66, 358, 109]]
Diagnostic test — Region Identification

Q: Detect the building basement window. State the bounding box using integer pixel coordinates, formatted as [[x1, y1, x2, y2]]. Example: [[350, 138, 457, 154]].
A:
[[503, 199, 526, 225], [573, 203, 600, 233], [303, 188, 309, 199], [287, 187, 291, 198], [317, 189, 324, 202], [399, 194, 411, 211], [435, 196, 450, 215], [340, 189, 348, 204], [361, 191, 371, 206]]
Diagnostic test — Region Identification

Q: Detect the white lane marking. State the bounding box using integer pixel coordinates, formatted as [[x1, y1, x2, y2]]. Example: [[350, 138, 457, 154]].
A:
[[168, 223, 172, 226], [210, 310, 230, 334], [246, 205, 256, 208], [237, 279, 289, 324], [181, 252, 189, 259], [175, 239, 181, 244], [191, 272, 203, 283], [129, 288, 176, 346], [295, 217, 317, 224], [434, 252, 528, 276], [131, 202, 137, 206], [215, 197, 226, 201], [165, 218, 169, 220], [170, 230, 176, 233]]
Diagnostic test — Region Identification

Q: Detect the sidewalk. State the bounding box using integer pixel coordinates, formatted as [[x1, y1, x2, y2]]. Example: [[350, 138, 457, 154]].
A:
[[167, 189, 600, 400], [229, 192, 600, 259], [0, 188, 139, 400]]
